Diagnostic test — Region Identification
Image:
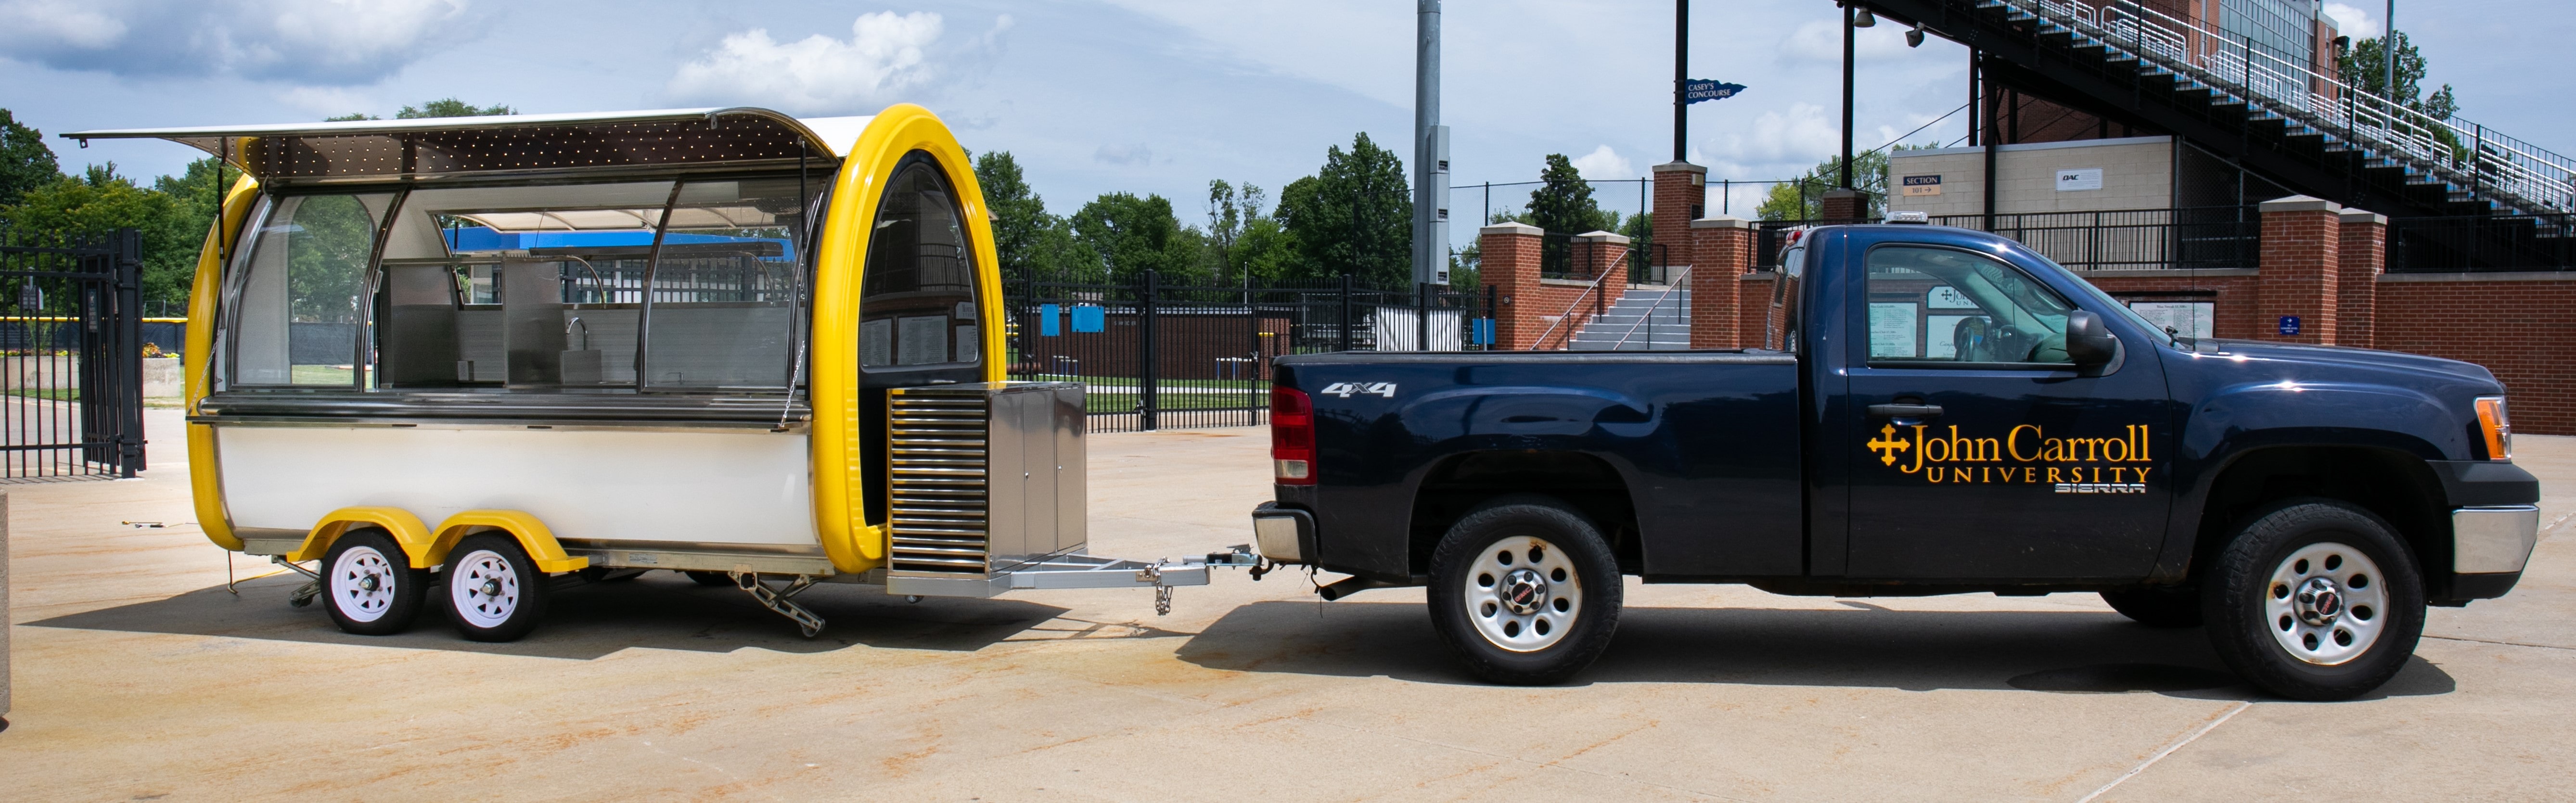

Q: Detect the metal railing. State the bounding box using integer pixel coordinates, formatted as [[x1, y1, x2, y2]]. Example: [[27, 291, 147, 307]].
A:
[[1999, 0, 2576, 214], [1608, 265, 1692, 350], [2386, 214, 2576, 273], [1932, 206, 2261, 270]]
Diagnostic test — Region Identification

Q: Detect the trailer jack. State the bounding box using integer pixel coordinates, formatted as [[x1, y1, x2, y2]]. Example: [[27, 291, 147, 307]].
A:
[[731, 571, 824, 637], [274, 556, 324, 608]]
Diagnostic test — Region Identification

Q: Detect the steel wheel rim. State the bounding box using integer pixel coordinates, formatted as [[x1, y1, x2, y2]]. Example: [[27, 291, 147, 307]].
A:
[[453, 549, 522, 629], [1463, 534, 1581, 653], [2262, 542, 2388, 666], [329, 545, 398, 623]]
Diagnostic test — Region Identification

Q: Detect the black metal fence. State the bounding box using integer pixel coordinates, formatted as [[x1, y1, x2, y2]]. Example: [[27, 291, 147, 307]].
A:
[[1931, 206, 2262, 271], [1004, 270, 1482, 432], [0, 227, 148, 479], [2387, 213, 2576, 273]]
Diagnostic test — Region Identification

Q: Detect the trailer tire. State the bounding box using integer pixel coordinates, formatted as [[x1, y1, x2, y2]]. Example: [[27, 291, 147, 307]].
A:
[[443, 534, 551, 642], [322, 529, 428, 635], [684, 571, 732, 587], [2203, 499, 2425, 701], [2100, 586, 2203, 628], [1427, 497, 1622, 685]]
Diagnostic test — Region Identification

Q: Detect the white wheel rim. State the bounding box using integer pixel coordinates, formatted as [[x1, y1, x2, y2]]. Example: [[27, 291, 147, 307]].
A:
[[329, 544, 399, 623], [2262, 542, 2389, 666], [1462, 535, 1582, 653], [452, 549, 522, 629]]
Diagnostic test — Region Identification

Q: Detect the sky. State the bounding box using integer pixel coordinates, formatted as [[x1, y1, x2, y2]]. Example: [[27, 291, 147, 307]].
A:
[[2, 0, 2568, 241]]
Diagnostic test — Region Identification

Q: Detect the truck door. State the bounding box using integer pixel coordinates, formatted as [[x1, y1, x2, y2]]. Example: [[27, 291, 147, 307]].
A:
[[1840, 243, 2170, 580]]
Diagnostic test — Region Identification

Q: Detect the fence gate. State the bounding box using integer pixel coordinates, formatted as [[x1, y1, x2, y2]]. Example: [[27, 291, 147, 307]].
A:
[[0, 228, 146, 478]]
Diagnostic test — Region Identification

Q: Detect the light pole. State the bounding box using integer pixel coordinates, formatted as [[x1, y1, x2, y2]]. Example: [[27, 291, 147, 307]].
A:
[[1841, 1, 1857, 190]]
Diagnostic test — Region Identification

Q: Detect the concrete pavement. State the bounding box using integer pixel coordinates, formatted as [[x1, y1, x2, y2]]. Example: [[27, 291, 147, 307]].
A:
[[1, 410, 2570, 801]]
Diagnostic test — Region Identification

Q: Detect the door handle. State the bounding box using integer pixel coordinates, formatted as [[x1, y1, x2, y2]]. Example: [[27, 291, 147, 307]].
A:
[[1867, 403, 1944, 419]]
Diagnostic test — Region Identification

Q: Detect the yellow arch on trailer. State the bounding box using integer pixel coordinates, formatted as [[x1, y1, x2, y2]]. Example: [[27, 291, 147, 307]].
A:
[[283, 506, 431, 565], [426, 510, 590, 574], [185, 172, 261, 553], [807, 104, 1008, 575]]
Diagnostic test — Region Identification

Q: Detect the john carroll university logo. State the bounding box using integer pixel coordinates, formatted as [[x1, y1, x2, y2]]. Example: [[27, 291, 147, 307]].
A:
[[1869, 423, 2154, 494]]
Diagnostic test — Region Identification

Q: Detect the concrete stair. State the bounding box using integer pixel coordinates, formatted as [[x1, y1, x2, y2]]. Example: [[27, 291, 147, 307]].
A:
[[1568, 286, 1691, 351]]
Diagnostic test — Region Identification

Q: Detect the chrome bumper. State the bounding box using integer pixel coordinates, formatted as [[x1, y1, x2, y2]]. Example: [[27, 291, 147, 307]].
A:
[[1251, 502, 1313, 563], [2454, 505, 2540, 574]]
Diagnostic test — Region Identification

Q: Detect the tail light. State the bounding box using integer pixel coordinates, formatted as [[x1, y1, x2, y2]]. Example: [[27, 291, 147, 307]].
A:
[[2475, 396, 2512, 461], [1271, 387, 1316, 484]]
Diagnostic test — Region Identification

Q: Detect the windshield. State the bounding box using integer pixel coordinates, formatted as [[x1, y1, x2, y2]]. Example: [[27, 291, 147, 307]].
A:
[[2017, 248, 2179, 347]]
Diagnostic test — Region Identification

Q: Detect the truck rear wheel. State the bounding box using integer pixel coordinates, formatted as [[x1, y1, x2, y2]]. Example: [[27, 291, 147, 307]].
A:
[[2203, 500, 2424, 701], [1427, 497, 1622, 685], [443, 534, 551, 642], [2100, 586, 2202, 627], [322, 529, 428, 636]]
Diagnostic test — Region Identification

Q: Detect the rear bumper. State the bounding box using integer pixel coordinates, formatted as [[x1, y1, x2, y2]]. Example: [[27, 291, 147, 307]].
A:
[[1251, 502, 1314, 564]]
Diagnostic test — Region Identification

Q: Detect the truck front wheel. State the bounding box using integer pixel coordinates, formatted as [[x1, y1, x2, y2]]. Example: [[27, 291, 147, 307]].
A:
[[2203, 500, 2425, 701], [1427, 497, 1622, 685]]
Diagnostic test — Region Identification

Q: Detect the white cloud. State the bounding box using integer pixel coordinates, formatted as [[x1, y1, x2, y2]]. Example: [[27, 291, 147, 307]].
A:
[[1569, 145, 1634, 179], [1777, 18, 1930, 64], [2322, 3, 2380, 39], [667, 12, 946, 115], [0, 0, 469, 84], [276, 85, 375, 117]]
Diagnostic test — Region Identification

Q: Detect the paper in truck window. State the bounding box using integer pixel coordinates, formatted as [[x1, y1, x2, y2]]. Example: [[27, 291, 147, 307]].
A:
[[1870, 303, 1920, 358], [2127, 301, 2213, 339], [860, 319, 894, 366], [898, 315, 949, 365]]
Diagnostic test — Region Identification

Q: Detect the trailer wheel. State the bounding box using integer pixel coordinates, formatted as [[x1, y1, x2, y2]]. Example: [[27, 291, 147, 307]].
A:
[[443, 534, 551, 642], [2203, 500, 2424, 701], [684, 571, 732, 587], [2100, 586, 2203, 627], [1427, 497, 1622, 685], [322, 529, 428, 635]]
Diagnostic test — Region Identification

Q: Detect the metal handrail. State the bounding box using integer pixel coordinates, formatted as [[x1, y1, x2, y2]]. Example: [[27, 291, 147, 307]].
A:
[[1990, 0, 2574, 213], [1528, 270, 1611, 351], [1607, 265, 1692, 350]]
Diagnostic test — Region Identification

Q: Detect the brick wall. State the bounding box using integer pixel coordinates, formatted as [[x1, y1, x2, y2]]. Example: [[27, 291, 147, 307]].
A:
[[2377, 275, 2576, 435], [1689, 216, 1754, 348], [2256, 195, 2341, 344]]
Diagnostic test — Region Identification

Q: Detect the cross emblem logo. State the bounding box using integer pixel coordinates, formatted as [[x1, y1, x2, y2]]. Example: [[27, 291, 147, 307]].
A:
[[1867, 424, 1911, 466]]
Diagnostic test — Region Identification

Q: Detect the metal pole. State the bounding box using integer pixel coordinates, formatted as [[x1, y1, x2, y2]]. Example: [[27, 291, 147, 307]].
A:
[[1840, 1, 1856, 190], [1674, 0, 1689, 162], [1140, 269, 1159, 431], [116, 229, 143, 475], [1413, 0, 1443, 287], [2384, 0, 2395, 101], [1984, 53, 2000, 231], [1338, 273, 1355, 353]]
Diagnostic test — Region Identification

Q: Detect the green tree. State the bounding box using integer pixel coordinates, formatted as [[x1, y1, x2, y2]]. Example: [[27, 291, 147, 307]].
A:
[[0, 108, 61, 208], [144, 158, 227, 309], [2338, 31, 2457, 120], [1756, 148, 1920, 221], [1524, 153, 1609, 234], [1205, 180, 1294, 285], [1069, 192, 1205, 284], [974, 151, 1060, 280], [399, 98, 515, 118], [2, 166, 177, 313], [1274, 132, 1410, 287]]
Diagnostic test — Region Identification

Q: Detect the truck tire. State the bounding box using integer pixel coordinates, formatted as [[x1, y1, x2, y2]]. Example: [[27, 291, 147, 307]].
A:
[[322, 529, 428, 636], [1427, 497, 1623, 685], [2202, 500, 2424, 701], [2100, 586, 2202, 627], [443, 534, 551, 642]]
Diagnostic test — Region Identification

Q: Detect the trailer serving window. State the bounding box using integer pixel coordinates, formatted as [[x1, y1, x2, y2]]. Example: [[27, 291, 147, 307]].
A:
[[859, 153, 981, 374], [222, 172, 823, 394]]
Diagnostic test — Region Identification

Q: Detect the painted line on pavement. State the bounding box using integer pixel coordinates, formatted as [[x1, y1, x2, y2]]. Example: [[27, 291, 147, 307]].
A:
[[2073, 700, 2252, 803]]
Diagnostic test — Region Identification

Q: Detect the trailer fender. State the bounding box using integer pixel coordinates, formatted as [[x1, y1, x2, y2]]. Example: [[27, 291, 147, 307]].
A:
[[427, 511, 590, 574], [287, 507, 433, 566]]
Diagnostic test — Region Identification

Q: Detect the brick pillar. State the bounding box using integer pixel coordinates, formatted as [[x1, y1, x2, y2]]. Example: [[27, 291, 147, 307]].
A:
[[2336, 208, 2386, 349], [1576, 230, 1631, 311], [1690, 215, 1755, 348], [1480, 222, 1545, 350], [2256, 195, 2342, 344], [1820, 188, 1868, 223], [1652, 161, 1707, 271]]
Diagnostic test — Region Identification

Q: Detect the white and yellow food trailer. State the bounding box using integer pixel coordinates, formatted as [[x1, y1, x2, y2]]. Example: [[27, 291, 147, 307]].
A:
[[69, 106, 1251, 641]]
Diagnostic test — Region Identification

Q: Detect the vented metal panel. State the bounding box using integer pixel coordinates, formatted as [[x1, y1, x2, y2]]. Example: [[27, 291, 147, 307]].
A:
[[887, 392, 991, 574]]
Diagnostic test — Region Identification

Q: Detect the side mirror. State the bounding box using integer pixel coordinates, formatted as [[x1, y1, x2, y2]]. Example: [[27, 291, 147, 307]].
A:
[[2066, 310, 2118, 367]]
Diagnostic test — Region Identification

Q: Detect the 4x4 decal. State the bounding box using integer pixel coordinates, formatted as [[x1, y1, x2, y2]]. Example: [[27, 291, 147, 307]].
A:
[[1319, 382, 1397, 399]]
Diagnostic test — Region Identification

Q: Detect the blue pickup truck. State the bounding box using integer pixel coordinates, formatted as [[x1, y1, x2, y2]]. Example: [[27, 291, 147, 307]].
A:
[[1248, 221, 2539, 700]]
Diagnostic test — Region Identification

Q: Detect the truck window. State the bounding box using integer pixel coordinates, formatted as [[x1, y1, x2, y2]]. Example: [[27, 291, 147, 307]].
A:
[[1863, 245, 2074, 366], [228, 192, 393, 386]]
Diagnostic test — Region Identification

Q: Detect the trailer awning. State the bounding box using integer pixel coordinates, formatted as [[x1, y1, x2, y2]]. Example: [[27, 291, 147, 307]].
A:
[[63, 108, 870, 183]]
